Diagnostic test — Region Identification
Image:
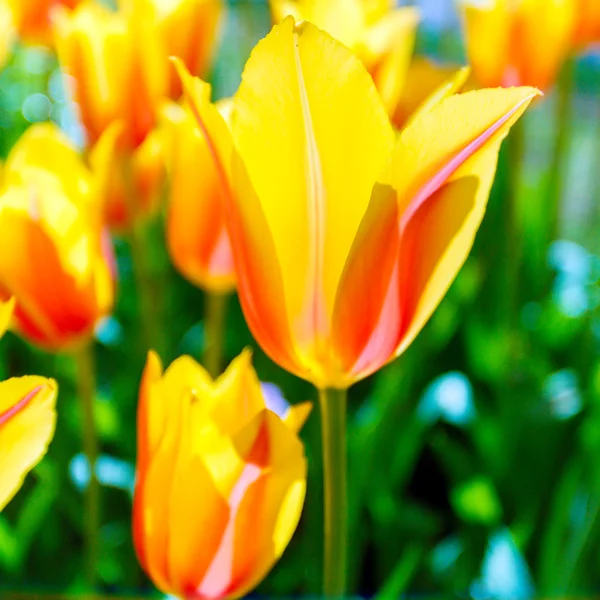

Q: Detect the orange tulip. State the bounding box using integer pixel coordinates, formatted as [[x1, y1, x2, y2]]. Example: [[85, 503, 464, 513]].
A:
[[178, 19, 538, 389], [134, 349, 310, 599], [164, 100, 235, 293], [0, 298, 58, 512], [572, 0, 600, 49], [461, 0, 575, 90], [0, 124, 115, 351], [270, 0, 419, 120]]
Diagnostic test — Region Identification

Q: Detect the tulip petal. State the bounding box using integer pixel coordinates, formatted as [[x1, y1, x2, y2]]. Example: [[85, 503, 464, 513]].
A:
[[283, 400, 312, 434], [0, 297, 15, 338], [0, 377, 57, 512], [176, 59, 302, 377], [233, 17, 394, 376], [334, 87, 539, 381]]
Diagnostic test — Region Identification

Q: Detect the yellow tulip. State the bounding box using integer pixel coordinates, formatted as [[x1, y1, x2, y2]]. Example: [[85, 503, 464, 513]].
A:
[[133, 349, 310, 598], [270, 0, 419, 119], [0, 123, 115, 351], [178, 19, 538, 389], [0, 2, 16, 69], [164, 100, 235, 293], [461, 0, 575, 90], [0, 299, 57, 512]]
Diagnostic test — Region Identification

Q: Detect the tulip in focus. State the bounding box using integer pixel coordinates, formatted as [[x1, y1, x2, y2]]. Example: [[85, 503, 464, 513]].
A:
[[270, 0, 419, 119], [461, 0, 575, 90], [178, 19, 539, 389], [0, 298, 58, 512], [0, 123, 115, 351], [134, 349, 310, 599], [164, 100, 235, 293]]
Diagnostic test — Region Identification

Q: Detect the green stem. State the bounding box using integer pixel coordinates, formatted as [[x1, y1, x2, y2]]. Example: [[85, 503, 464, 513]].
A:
[[203, 291, 228, 378], [548, 58, 575, 245], [319, 387, 348, 598], [74, 343, 99, 589]]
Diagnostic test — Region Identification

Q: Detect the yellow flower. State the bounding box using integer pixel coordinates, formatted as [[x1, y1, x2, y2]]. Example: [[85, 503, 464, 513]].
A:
[[461, 0, 575, 90], [270, 0, 419, 119], [177, 19, 538, 389], [133, 349, 310, 598], [0, 298, 57, 512], [0, 123, 115, 351]]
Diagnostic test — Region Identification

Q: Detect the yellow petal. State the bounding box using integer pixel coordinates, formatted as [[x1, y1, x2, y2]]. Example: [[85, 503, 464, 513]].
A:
[[0, 377, 57, 512], [391, 87, 540, 357], [232, 18, 394, 374], [0, 297, 15, 338]]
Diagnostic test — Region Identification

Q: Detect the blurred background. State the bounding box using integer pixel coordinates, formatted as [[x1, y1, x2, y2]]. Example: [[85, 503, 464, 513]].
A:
[[2, 0, 600, 597]]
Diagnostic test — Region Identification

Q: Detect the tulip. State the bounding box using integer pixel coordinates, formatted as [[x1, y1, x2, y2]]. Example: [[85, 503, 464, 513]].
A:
[[7, 0, 79, 46], [0, 3, 16, 69], [461, 0, 575, 90], [0, 298, 58, 512], [133, 349, 310, 599], [164, 101, 235, 294], [179, 19, 538, 390], [270, 0, 419, 119], [572, 0, 600, 49], [0, 123, 115, 351], [150, 0, 224, 98]]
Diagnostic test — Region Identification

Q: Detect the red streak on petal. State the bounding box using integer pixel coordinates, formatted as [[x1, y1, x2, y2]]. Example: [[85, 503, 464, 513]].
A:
[[0, 385, 43, 428]]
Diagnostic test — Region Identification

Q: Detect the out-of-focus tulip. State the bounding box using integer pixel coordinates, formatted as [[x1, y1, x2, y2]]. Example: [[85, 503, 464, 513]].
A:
[[90, 122, 166, 230], [0, 123, 115, 351], [461, 0, 575, 90], [572, 0, 600, 49], [0, 3, 16, 69], [133, 349, 310, 599], [270, 0, 419, 119], [178, 19, 538, 389], [0, 298, 58, 512], [148, 0, 224, 98], [53, 0, 168, 149], [7, 0, 79, 45], [164, 100, 235, 293]]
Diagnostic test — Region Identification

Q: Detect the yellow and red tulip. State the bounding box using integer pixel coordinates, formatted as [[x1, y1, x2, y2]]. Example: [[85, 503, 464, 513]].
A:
[[0, 123, 115, 351], [178, 19, 538, 389], [164, 100, 235, 293], [90, 122, 166, 230], [270, 0, 419, 120], [133, 349, 310, 599], [0, 298, 57, 512], [461, 0, 575, 90]]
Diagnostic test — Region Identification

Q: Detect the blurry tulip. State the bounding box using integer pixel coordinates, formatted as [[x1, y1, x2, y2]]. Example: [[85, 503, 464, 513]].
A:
[[178, 19, 538, 389], [164, 101, 235, 293], [0, 298, 58, 512], [270, 0, 419, 119], [461, 0, 575, 90], [7, 0, 79, 45], [572, 0, 600, 49], [0, 3, 16, 69], [148, 0, 224, 98], [90, 122, 166, 230], [53, 0, 168, 149], [0, 123, 115, 351], [134, 349, 310, 599]]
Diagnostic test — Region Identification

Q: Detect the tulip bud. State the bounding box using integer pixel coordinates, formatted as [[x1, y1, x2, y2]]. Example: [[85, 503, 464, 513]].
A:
[[133, 349, 310, 599], [0, 124, 115, 351]]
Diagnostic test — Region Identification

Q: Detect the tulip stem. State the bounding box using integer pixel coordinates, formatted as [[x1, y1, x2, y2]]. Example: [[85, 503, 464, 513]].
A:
[[74, 343, 100, 589], [319, 387, 348, 598], [203, 292, 228, 378]]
